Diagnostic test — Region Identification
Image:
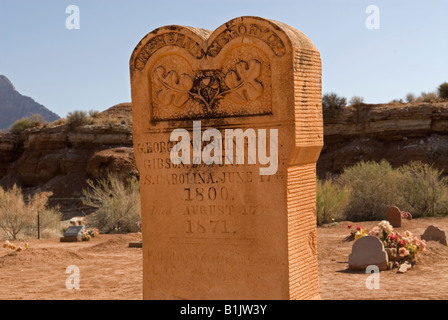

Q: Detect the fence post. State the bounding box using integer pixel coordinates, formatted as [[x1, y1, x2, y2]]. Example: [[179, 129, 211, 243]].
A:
[[37, 211, 40, 239]]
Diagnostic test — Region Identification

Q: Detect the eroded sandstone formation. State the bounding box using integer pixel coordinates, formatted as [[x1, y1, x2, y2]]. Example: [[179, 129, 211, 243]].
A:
[[317, 102, 448, 178], [0, 103, 137, 219], [1, 101, 447, 219]]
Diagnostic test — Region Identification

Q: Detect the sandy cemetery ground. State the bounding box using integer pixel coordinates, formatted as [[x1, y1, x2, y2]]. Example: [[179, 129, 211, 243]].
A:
[[1, 217, 448, 300]]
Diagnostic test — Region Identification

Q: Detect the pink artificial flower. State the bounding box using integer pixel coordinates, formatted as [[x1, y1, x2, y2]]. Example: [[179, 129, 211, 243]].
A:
[[398, 240, 404, 247], [420, 239, 427, 251], [388, 234, 397, 242], [399, 247, 409, 257]]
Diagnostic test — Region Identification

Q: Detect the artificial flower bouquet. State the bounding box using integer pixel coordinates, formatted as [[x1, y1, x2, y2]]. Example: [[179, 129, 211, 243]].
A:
[[81, 228, 99, 241], [347, 220, 426, 266]]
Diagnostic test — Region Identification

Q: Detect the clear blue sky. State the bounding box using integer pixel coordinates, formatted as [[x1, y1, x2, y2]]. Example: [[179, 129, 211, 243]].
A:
[[0, 0, 447, 117]]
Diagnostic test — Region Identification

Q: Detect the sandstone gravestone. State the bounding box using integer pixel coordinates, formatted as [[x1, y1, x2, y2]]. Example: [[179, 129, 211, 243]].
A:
[[421, 225, 447, 246], [386, 206, 402, 228], [60, 225, 85, 242], [348, 236, 389, 271], [130, 16, 323, 300]]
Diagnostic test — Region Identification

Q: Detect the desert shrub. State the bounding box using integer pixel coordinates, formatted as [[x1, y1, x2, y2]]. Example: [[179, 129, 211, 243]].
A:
[[340, 160, 402, 221], [322, 92, 346, 121], [438, 82, 448, 100], [349, 96, 364, 105], [23, 206, 63, 238], [396, 162, 448, 218], [0, 186, 51, 240], [389, 99, 404, 104], [66, 110, 93, 128], [405, 93, 416, 103], [316, 178, 350, 225], [88, 109, 100, 118], [82, 173, 141, 233], [416, 91, 438, 103], [9, 114, 44, 135], [50, 118, 67, 127], [97, 116, 121, 126]]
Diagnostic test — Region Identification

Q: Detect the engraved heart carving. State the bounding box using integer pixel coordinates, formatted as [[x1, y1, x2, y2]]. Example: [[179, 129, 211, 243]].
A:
[[153, 59, 263, 115], [130, 18, 288, 121]]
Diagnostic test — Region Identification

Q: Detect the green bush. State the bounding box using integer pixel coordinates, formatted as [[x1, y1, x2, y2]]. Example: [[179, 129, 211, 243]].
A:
[[66, 110, 94, 128], [397, 162, 448, 218], [340, 160, 402, 221], [322, 92, 346, 121], [438, 82, 448, 100], [316, 178, 350, 225], [328, 160, 448, 222], [82, 173, 141, 233], [9, 114, 44, 135]]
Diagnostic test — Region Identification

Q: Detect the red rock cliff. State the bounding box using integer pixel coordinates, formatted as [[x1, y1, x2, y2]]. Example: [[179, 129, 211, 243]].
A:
[[317, 102, 448, 178]]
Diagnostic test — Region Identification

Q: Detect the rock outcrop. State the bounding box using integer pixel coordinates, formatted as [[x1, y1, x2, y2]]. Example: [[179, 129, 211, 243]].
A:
[[0, 75, 60, 130], [1, 101, 448, 219], [317, 102, 448, 178], [0, 103, 136, 219]]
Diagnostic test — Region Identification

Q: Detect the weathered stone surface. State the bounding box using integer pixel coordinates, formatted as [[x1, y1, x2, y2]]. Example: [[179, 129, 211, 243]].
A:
[[69, 216, 85, 226], [0, 103, 137, 219], [386, 206, 402, 228], [421, 225, 447, 246], [60, 225, 85, 242], [385, 247, 397, 261], [86, 147, 136, 179], [397, 261, 412, 274], [130, 16, 323, 300], [348, 236, 389, 271]]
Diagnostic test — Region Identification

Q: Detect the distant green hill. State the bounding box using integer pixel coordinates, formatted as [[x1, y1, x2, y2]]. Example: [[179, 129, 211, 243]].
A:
[[0, 75, 60, 130]]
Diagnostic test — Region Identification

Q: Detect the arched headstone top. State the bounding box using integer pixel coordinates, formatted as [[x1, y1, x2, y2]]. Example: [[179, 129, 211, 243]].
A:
[[130, 16, 318, 77]]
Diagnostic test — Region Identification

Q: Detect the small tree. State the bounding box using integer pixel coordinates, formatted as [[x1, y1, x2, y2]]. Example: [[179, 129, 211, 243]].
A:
[[349, 96, 364, 105], [0, 185, 49, 240], [322, 92, 346, 121], [438, 82, 448, 100]]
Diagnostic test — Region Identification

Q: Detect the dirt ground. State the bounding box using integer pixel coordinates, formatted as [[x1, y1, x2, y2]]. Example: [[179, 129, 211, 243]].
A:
[[1, 217, 448, 300]]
